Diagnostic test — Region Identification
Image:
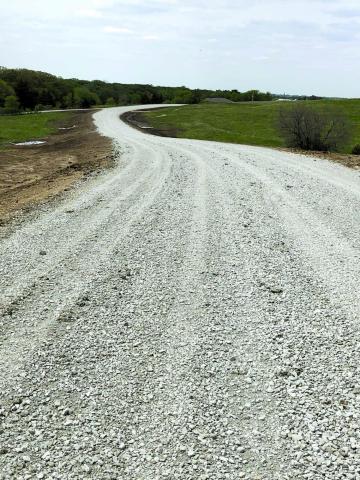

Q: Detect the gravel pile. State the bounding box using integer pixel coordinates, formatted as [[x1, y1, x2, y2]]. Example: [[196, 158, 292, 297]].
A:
[[0, 106, 359, 479]]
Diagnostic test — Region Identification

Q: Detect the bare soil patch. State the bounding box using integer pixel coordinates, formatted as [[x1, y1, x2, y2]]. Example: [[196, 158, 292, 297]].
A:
[[0, 111, 113, 221]]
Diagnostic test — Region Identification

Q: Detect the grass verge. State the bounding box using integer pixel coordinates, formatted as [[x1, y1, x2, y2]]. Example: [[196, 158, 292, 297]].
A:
[[0, 112, 73, 146], [142, 100, 360, 154]]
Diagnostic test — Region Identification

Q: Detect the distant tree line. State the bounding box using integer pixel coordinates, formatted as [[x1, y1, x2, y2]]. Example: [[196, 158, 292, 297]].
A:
[[0, 67, 276, 113]]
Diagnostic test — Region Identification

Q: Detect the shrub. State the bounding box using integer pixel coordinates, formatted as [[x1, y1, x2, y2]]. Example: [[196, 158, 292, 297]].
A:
[[277, 104, 351, 152], [351, 144, 360, 155]]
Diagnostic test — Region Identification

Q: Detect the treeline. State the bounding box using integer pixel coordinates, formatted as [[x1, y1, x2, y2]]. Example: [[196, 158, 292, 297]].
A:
[[0, 67, 275, 113]]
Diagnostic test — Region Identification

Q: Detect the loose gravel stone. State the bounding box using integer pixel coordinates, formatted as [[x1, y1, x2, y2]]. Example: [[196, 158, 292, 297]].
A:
[[0, 106, 359, 479]]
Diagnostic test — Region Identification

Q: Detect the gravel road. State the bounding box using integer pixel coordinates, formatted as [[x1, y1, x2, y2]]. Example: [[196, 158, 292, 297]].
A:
[[0, 106, 359, 479]]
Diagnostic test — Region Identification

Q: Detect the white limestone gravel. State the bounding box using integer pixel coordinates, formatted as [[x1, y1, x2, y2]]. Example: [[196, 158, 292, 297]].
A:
[[0, 106, 359, 479]]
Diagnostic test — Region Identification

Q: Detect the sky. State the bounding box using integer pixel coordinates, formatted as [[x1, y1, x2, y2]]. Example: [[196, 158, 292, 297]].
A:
[[1, 0, 359, 97]]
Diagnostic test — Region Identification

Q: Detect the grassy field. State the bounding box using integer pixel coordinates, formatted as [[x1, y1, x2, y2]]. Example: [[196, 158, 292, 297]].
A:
[[143, 100, 360, 153], [0, 112, 73, 146]]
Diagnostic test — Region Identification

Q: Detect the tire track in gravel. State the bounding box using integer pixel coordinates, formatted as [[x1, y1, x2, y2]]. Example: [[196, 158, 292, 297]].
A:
[[187, 141, 360, 249], [181, 141, 360, 479], [123, 143, 284, 479], [133, 149, 210, 480], [147, 139, 360, 479], [171, 144, 286, 478], [0, 141, 172, 393], [187, 141, 360, 313], [0, 146, 206, 480], [0, 141, 165, 312], [230, 153, 360, 317], [204, 141, 360, 198]]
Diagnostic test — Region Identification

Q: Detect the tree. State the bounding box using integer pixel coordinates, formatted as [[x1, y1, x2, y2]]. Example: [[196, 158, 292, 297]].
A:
[[0, 79, 15, 107], [128, 93, 142, 105], [63, 92, 74, 108], [0, 66, 276, 110], [73, 86, 100, 108], [3, 95, 21, 114], [277, 104, 351, 152], [189, 89, 202, 104], [118, 94, 130, 105], [172, 87, 194, 104]]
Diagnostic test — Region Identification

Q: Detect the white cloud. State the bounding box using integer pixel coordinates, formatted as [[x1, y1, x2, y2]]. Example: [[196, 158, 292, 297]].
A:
[[77, 8, 103, 18], [143, 35, 160, 41], [103, 26, 134, 34], [253, 55, 271, 61], [92, 0, 118, 7]]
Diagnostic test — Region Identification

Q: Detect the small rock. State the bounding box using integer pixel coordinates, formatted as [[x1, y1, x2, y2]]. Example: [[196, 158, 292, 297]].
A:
[[269, 286, 283, 294]]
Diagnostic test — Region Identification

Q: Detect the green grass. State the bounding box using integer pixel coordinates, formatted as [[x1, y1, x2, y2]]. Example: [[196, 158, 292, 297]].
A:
[[143, 100, 360, 153], [0, 112, 73, 146]]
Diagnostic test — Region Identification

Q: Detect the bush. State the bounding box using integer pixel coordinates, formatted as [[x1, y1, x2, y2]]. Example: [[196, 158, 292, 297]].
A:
[[351, 144, 360, 155], [277, 104, 351, 152]]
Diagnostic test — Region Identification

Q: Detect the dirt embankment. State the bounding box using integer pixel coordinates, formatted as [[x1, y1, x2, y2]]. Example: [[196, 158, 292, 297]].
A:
[[0, 111, 113, 221], [121, 109, 180, 138]]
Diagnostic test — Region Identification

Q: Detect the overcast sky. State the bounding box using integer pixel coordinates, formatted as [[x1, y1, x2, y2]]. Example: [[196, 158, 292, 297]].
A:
[[1, 0, 358, 97]]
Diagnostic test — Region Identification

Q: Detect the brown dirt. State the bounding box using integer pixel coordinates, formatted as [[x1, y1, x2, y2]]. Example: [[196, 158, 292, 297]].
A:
[[0, 111, 113, 221]]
